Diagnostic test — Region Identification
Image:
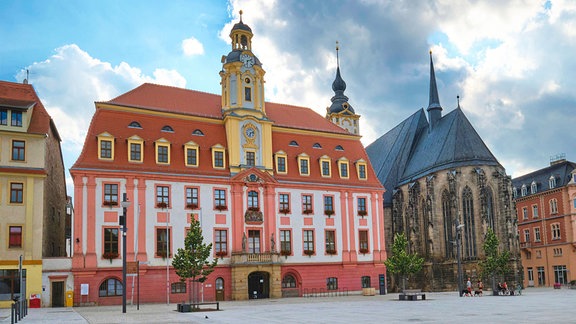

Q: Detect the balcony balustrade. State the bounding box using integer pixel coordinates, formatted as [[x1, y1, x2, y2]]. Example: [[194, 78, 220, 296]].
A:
[[230, 252, 282, 265]]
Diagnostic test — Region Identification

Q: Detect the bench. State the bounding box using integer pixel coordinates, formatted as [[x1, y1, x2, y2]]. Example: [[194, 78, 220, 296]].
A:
[[177, 302, 220, 312], [399, 289, 426, 301]]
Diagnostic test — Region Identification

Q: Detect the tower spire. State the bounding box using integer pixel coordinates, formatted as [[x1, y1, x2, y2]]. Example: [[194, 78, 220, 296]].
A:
[[427, 50, 443, 130]]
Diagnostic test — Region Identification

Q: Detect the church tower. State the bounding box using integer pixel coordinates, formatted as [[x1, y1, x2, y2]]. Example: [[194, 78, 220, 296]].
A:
[[326, 42, 360, 135], [220, 11, 273, 174]]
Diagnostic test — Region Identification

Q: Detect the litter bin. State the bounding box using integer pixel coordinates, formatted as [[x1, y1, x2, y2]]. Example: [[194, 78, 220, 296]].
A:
[[65, 291, 74, 307], [29, 294, 41, 308]]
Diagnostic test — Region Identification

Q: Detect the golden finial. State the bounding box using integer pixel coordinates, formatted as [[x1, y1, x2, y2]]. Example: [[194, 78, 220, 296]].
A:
[[239, 10, 243, 22]]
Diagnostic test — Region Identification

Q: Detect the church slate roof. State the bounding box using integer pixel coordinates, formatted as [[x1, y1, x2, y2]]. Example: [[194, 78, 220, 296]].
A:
[[366, 101, 501, 206]]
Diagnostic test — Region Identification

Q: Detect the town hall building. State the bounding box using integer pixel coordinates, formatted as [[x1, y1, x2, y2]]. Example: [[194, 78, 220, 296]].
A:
[[70, 14, 385, 305]]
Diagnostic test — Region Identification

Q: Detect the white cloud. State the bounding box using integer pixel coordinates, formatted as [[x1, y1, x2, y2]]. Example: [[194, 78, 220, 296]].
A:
[[16, 44, 187, 195], [181, 36, 205, 56]]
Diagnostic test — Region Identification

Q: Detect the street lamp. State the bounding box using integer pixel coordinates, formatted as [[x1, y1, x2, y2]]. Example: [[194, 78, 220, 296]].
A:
[[455, 219, 464, 297], [120, 193, 131, 313]]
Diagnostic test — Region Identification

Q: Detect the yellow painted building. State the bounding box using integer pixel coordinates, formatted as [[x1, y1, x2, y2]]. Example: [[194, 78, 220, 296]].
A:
[[0, 80, 67, 308]]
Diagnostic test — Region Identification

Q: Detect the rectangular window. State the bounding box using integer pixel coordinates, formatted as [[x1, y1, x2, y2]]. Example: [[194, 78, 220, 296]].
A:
[[246, 151, 255, 166], [248, 190, 259, 209], [0, 269, 27, 299], [553, 265, 567, 285], [280, 230, 291, 255], [522, 207, 528, 220], [171, 282, 186, 294], [186, 147, 198, 166], [156, 185, 169, 207], [11, 111, 22, 127], [277, 156, 286, 173], [523, 229, 530, 242], [551, 223, 561, 240], [245, 87, 252, 101], [327, 277, 338, 290], [103, 183, 118, 206], [324, 196, 334, 214], [299, 157, 309, 175], [156, 228, 171, 257], [303, 230, 314, 254], [532, 205, 538, 218], [537, 266, 545, 285], [321, 160, 330, 176], [361, 276, 371, 288], [358, 197, 367, 215], [10, 182, 24, 203], [214, 151, 224, 168], [358, 164, 367, 179], [186, 187, 199, 208], [302, 194, 313, 214], [527, 267, 534, 282], [534, 227, 541, 242], [0, 109, 7, 125], [11, 140, 25, 161], [103, 228, 119, 254], [130, 143, 141, 162], [279, 194, 290, 213], [100, 140, 112, 159], [248, 230, 260, 253], [9, 226, 23, 248], [157, 145, 169, 163], [359, 230, 369, 252], [325, 230, 336, 253], [339, 161, 348, 178], [214, 189, 227, 209], [215, 230, 227, 254]]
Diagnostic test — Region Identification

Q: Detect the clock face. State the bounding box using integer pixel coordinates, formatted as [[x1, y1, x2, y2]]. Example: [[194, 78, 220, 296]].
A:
[[245, 127, 255, 138], [240, 54, 255, 68]]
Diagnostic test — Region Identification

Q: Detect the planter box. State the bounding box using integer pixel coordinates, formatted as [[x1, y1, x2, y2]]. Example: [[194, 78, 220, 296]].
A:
[[554, 283, 561, 289]]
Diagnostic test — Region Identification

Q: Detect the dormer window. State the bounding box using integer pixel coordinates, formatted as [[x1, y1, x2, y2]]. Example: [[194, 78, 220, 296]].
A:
[[521, 185, 527, 196], [0, 109, 7, 125], [155, 138, 171, 164], [275, 151, 288, 174], [313, 143, 322, 149], [161, 125, 174, 132], [127, 135, 144, 163], [11, 111, 22, 127], [335, 145, 344, 151], [184, 141, 199, 167], [319, 156, 331, 177], [289, 141, 299, 147], [549, 176, 556, 189], [128, 121, 142, 128], [97, 132, 115, 160], [356, 159, 368, 180], [531, 181, 537, 194], [338, 158, 349, 179], [193, 129, 204, 136], [298, 153, 310, 176], [212, 144, 226, 169]]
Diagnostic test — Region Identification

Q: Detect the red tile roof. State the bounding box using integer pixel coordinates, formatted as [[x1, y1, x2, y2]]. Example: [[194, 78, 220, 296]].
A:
[[75, 83, 383, 189], [0, 80, 55, 137]]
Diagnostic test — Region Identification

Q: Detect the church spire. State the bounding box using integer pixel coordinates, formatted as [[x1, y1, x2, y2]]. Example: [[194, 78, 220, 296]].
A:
[[326, 41, 360, 135], [427, 51, 442, 130]]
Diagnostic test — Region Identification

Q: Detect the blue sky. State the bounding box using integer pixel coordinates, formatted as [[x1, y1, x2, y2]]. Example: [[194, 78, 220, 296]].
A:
[[2, 0, 575, 195]]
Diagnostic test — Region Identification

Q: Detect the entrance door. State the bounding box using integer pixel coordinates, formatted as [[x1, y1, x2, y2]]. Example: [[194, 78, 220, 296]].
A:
[[248, 272, 269, 299], [248, 230, 260, 253], [215, 277, 225, 301], [51, 281, 65, 307]]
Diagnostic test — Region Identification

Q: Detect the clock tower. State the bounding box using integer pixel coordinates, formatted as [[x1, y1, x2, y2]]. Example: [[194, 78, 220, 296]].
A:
[[220, 11, 273, 174]]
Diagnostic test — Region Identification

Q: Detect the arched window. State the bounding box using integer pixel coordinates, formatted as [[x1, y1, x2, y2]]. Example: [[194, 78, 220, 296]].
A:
[[462, 187, 477, 259], [521, 185, 527, 197], [549, 176, 556, 189], [442, 190, 454, 259], [531, 181, 537, 194], [289, 140, 299, 147], [313, 143, 322, 149], [192, 129, 204, 136], [99, 278, 123, 297], [128, 121, 142, 128], [282, 274, 296, 288], [161, 125, 174, 132], [335, 145, 344, 151]]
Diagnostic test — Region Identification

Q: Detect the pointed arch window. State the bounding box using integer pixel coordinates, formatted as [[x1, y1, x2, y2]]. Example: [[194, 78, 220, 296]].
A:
[[462, 187, 477, 259], [485, 188, 495, 230], [442, 190, 454, 259]]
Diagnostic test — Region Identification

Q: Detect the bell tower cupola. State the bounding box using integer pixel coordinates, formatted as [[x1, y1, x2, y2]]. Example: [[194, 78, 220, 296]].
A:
[[220, 10, 266, 118], [326, 41, 360, 135]]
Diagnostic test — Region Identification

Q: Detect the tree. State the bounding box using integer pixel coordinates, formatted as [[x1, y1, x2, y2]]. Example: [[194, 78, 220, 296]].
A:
[[383, 233, 424, 292], [172, 218, 218, 305], [478, 227, 511, 293]]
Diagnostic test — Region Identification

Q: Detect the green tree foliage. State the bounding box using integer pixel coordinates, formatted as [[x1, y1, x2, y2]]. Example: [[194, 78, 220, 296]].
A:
[[479, 228, 511, 288], [172, 218, 217, 303], [383, 233, 424, 291]]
